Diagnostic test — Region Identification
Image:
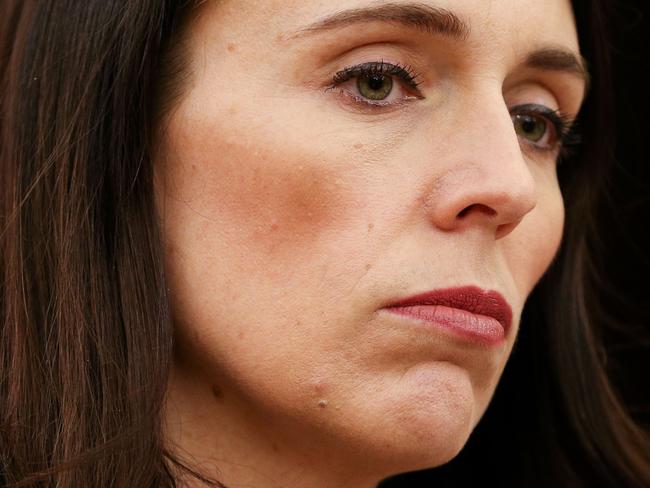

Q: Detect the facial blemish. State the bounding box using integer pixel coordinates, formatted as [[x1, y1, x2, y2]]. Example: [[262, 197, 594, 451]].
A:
[[226, 42, 237, 52], [318, 399, 329, 408], [312, 378, 328, 394], [211, 384, 224, 400]]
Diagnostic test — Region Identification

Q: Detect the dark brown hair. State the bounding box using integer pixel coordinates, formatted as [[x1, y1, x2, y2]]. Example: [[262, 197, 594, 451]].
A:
[[1, 1, 648, 487]]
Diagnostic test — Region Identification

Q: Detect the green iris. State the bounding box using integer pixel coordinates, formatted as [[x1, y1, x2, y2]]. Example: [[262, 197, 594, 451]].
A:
[[513, 113, 546, 142], [357, 73, 393, 101]]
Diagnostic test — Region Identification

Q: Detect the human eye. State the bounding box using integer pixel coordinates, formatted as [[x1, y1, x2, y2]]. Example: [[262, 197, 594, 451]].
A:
[[325, 60, 424, 110], [510, 103, 582, 162]]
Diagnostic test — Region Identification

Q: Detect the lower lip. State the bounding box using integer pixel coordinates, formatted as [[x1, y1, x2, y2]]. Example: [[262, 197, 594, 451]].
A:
[[382, 305, 506, 346]]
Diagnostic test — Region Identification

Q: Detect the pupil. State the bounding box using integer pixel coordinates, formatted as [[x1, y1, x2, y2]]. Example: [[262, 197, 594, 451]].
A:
[[367, 74, 385, 91], [522, 116, 536, 133]]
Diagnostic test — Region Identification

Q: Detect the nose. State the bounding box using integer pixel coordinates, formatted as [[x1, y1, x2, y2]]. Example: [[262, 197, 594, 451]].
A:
[[423, 95, 538, 240]]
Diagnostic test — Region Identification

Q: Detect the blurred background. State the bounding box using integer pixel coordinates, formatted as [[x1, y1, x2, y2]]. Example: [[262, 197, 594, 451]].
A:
[[597, 0, 649, 431]]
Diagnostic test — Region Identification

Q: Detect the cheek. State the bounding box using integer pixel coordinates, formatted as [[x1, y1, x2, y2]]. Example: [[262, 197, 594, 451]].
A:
[[156, 110, 350, 390], [153, 95, 376, 381], [504, 176, 565, 295], [156, 103, 362, 275], [153, 93, 396, 423]]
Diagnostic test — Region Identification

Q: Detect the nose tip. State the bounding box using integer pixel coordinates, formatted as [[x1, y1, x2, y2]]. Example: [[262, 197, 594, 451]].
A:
[[454, 189, 538, 239], [423, 108, 539, 239], [429, 181, 537, 238], [422, 84, 548, 237]]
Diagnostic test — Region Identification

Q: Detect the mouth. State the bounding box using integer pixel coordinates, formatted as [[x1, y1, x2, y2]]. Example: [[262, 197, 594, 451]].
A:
[[381, 285, 513, 345]]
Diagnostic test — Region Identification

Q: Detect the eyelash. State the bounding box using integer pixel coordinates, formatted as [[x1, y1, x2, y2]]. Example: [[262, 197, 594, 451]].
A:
[[512, 104, 581, 161], [325, 61, 582, 158], [330, 60, 423, 95]]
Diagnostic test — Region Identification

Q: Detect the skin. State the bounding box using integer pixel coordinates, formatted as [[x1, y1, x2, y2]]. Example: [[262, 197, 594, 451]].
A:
[[154, 0, 587, 486]]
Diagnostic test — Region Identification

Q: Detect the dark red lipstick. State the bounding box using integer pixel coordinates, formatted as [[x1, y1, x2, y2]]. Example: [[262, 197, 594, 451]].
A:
[[382, 285, 513, 345]]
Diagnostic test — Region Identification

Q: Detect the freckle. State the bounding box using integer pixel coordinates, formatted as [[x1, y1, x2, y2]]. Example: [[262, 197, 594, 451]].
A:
[[354, 143, 363, 150], [271, 442, 280, 453], [238, 330, 245, 340], [191, 164, 196, 171], [318, 399, 329, 408], [226, 42, 237, 52], [365, 263, 372, 271], [211, 384, 224, 400], [367, 222, 374, 232]]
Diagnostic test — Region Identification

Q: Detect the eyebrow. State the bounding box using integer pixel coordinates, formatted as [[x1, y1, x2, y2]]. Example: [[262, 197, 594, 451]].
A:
[[287, 2, 470, 41], [524, 48, 591, 94], [285, 2, 590, 90]]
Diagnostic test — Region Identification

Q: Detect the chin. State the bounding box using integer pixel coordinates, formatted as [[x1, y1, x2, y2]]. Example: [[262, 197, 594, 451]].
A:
[[391, 418, 471, 469], [342, 399, 475, 478], [353, 429, 471, 484], [377, 370, 478, 470]]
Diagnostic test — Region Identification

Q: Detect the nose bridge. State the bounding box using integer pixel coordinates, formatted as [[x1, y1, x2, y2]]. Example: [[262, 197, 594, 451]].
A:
[[425, 90, 538, 237]]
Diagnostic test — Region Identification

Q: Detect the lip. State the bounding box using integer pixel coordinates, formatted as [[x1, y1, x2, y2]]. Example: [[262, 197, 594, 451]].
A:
[[381, 285, 513, 345]]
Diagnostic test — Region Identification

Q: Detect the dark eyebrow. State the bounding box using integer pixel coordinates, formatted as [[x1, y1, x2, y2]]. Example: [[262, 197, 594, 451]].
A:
[[524, 48, 591, 94], [284, 2, 589, 92], [284, 2, 470, 41]]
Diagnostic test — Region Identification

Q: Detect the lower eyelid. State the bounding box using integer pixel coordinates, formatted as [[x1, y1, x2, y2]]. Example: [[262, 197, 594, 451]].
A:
[[326, 87, 419, 116], [326, 76, 424, 111], [332, 87, 409, 110]]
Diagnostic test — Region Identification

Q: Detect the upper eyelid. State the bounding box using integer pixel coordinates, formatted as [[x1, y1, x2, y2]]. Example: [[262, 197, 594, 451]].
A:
[[323, 53, 578, 101], [301, 32, 585, 110], [332, 61, 421, 81]]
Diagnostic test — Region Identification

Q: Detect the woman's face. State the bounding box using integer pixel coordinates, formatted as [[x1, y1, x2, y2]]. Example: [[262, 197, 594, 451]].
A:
[[156, 0, 587, 486]]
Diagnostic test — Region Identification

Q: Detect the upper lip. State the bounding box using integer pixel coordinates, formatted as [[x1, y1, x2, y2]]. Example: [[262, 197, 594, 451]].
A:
[[383, 285, 513, 334]]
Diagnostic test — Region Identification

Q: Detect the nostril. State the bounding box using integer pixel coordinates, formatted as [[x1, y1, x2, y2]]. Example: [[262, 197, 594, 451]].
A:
[[458, 203, 497, 219], [496, 221, 518, 240]]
